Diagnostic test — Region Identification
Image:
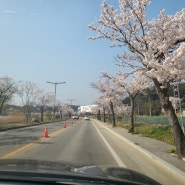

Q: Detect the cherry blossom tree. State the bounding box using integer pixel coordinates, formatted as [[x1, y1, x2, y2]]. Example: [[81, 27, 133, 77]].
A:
[[55, 99, 66, 120], [0, 77, 17, 114], [95, 95, 110, 123], [37, 92, 54, 122], [18, 81, 42, 124], [89, 0, 185, 156], [93, 104, 102, 121], [91, 79, 123, 127], [102, 72, 150, 132], [89, 102, 102, 120], [169, 97, 181, 113], [62, 103, 75, 119]]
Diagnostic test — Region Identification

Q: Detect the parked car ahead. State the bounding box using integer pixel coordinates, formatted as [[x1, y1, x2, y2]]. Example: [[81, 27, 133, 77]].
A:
[[84, 116, 90, 120], [72, 115, 79, 120]]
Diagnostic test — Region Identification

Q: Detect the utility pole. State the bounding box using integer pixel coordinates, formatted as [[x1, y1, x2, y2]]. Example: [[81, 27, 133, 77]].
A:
[[47, 81, 66, 120], [67, 99, 76, 107], [173, 80, 184, 133], [67, 99, 76, 115]]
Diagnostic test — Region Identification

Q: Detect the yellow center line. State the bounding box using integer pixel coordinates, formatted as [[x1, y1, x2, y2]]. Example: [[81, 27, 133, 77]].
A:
[[1, 138, 43, 159], [0, 125, 69, 159]]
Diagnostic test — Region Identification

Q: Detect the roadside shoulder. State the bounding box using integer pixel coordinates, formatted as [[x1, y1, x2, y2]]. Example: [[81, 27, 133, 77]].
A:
[[93, 119, 185, 177]]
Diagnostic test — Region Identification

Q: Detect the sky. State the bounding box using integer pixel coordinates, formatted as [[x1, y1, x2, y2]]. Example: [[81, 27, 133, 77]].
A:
[[0, 0, 184, 106]]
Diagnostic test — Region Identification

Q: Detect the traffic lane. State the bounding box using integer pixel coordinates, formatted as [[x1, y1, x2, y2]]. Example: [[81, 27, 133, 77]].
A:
[[0, 121, 71, 158], [4, 119, 180, 185], [9, 120, 119, 166], [92, 121, 177, 185], [56, 120, 119, 165], [92, 122, 143, 173]]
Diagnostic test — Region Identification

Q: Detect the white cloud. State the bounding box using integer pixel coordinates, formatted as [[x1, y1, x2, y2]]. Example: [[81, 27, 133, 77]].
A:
[[3, 10, 17, 14]]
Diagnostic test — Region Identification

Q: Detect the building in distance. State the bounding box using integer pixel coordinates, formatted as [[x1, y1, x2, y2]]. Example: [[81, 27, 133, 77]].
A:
[[78, 105, 98, 114]]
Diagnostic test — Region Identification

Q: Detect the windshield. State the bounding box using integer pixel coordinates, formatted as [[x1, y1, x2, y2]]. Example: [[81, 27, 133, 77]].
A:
[[0, 1, 185, 185]]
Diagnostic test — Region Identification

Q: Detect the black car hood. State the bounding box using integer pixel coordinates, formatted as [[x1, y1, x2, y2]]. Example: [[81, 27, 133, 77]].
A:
[[0, 159, 105, 177], [0, 159, 160, 185]]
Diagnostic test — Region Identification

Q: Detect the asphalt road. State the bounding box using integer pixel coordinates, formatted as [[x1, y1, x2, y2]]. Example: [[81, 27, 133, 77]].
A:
[[1, 120, 118, 166], [0, 119, 180, 185], [0, 121, 70, 158]]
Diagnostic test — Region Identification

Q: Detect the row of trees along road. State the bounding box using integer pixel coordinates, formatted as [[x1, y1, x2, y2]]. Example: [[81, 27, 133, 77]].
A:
[[0, 77, 17, 115], [0, 79, 76, 123], [122, 83, 185, 116], [89, 0, 185, 156]]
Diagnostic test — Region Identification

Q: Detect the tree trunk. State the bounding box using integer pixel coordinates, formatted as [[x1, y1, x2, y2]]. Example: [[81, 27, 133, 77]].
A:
[[25, 112, 31, 124], [40, 109, 44, 122], [97, 110, 101, 120], [0, 103, 3, 115], [0, 97, 7, 115], [110, 101, 116, 127], [129, 95, 136, 133], [154, 79, 185, 157], [107, 110, 111, 122], [60, 110, 62, 120], [103, 106, 106, 123]]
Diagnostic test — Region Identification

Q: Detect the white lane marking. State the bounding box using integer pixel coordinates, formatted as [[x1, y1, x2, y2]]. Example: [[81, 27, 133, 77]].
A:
[[94, 120, 185, 184], [92, 121, 126, 168]]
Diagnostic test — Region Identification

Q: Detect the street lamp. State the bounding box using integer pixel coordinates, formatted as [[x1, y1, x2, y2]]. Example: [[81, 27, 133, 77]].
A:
[[47, 81, 66, 120], [67, 99, 76, 106], [67, 99, 76, 116]]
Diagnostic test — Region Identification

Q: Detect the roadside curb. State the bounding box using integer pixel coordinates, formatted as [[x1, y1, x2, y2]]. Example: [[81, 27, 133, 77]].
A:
[[94, 120, 185, 184], [0, 120, 69, 132]]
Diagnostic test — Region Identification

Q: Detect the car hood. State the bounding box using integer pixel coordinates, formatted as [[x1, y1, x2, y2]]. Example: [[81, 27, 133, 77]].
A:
[[0, 159, 160, 185]]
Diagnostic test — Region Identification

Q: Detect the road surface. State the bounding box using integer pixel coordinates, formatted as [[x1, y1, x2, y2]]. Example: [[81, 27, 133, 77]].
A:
[[0, 119, 181, 184]]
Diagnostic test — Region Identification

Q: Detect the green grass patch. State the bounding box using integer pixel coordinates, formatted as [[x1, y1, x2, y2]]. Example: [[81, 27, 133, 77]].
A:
[[135, 125, 174, 145], [167, 148, 176, 154], [119, 122, 174, 145], [97, 120, 174, 145]]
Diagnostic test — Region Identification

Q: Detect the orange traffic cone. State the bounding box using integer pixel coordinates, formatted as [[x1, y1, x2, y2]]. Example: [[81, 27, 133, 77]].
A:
[[63, 122, 67, 128], [43, 125, 48, 137]]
